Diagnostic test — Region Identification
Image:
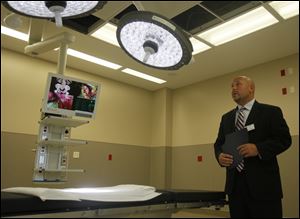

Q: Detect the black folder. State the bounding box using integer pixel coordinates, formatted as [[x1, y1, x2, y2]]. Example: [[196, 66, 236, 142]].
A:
[[221, 128, 248, 168]]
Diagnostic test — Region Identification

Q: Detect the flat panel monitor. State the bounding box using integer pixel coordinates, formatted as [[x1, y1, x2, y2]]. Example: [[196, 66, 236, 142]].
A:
[[42, 73, 100, 119]]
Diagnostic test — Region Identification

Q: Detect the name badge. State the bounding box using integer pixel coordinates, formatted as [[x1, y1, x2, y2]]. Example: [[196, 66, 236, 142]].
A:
[[246, 124, 255, 131]]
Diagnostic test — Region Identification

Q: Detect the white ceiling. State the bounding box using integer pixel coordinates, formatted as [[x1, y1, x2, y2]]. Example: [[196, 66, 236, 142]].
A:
[[1, 1, 299, 91]]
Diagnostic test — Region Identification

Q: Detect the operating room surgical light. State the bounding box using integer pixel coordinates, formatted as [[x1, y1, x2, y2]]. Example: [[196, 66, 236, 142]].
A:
[[2, 1, 107, 27], [116, 11, 193, 70]]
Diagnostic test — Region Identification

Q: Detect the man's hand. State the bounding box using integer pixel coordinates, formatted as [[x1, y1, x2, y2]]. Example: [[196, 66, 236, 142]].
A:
[[237, 143, 258, 157], [218, 153, 233, 167]]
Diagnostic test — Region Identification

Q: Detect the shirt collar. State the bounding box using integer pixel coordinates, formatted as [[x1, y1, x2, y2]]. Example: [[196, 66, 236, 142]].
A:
[[237, 98, 255, 111]]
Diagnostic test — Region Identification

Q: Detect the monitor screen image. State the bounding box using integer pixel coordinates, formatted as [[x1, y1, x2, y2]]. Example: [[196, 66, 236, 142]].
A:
[[42, 73, 100, 119]]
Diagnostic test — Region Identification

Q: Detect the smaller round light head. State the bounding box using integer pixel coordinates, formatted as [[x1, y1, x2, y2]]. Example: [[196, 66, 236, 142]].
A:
[[2, 1, 107, 27], [116, 11, 193, 70]]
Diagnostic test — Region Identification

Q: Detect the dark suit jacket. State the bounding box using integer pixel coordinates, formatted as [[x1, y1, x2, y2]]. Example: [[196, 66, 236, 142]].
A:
[[214, 101, 291, 200]]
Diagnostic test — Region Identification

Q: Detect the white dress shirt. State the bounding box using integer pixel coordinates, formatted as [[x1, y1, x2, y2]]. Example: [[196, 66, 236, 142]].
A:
[[235, 98, 255, 126]]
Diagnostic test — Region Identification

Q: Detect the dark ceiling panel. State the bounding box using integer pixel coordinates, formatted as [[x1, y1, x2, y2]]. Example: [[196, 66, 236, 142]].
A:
[[171, 5, 221, 33], [62, 15, 103, 34], [201, 1, 262, 20], [111, 4, 138, 25]]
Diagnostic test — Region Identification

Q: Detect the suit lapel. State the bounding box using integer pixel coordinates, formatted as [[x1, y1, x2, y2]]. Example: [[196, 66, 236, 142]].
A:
[[229, 108, 238, 132], [245, 101, 260, 126]]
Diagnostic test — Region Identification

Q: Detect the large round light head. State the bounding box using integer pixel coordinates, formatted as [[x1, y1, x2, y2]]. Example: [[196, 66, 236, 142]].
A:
[[2, 1, 106, 27], [116, 11, 193, 70]]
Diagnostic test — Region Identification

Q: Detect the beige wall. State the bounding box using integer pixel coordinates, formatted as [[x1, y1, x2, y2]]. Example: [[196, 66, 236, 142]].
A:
[[1, 49, 153, 146], [151, 88, 173, 147], [1, 48, 298, 217], [172, 54, 299, 146], [3, 49, 297, 147]]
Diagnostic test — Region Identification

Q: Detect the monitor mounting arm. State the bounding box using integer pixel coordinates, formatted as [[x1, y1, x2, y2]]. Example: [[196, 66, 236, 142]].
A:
[[24, 32, 75, 75]]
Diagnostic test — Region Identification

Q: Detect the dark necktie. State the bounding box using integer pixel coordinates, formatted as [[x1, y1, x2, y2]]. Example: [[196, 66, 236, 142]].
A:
[[236, 107, 246, 172]]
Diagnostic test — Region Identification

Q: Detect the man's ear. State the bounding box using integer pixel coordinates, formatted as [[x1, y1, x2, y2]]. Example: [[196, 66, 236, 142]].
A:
[[250, 84, 255, 93]]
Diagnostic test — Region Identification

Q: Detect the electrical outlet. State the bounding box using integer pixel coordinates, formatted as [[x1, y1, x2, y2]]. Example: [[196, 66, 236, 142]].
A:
[[73, 151, 80, 159]]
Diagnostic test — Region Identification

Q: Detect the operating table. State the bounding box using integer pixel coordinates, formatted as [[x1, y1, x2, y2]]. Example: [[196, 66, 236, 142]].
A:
[[1, 189, 227, 218]]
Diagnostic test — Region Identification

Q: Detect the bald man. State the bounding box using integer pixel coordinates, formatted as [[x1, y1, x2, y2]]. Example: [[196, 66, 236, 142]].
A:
[[214, 76, 291, 218]]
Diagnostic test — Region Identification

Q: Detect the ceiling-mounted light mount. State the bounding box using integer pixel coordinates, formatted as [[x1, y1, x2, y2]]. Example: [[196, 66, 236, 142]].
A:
[[2, 1, 107, 27], [143, 40, 158, 62], [44, 1, 67, 27], [116, 11, 193, 70]]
